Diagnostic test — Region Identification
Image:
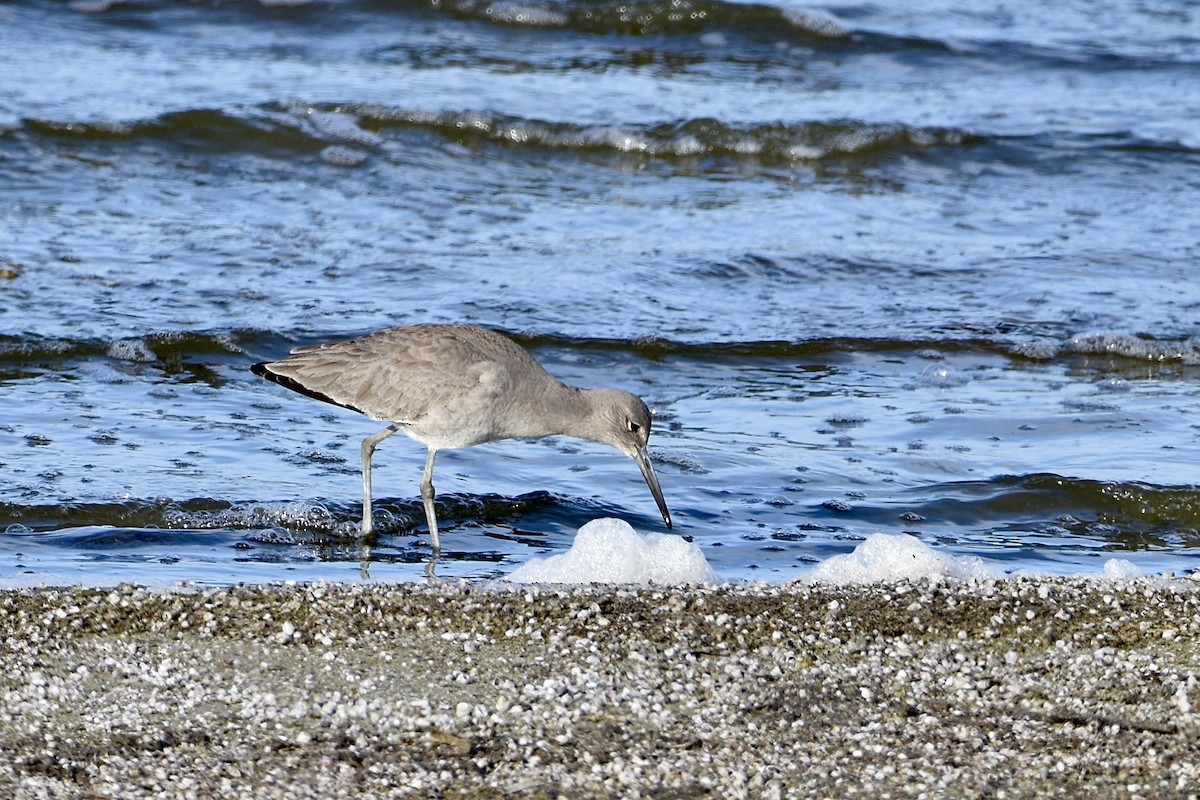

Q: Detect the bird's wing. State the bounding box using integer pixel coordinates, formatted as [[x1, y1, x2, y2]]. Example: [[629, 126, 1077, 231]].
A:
[[259, 325, 531, 423]]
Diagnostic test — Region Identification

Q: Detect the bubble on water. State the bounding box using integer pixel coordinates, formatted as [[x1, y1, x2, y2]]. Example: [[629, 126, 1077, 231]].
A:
[[246, 528, 299, 545], [164, 501, 342, 532], [918, 364, 968, 387]]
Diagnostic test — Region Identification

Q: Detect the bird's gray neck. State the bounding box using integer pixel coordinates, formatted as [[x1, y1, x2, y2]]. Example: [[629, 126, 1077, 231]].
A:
[[507, 381, 604, 442]]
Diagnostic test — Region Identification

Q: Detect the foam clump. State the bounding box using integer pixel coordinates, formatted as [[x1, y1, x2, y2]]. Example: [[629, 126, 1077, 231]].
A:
[[800, 533, 995, 585], [1101, 558, 1144, 579], [107, 339, 157, 362], [481, 1, 568, 25], [783, 9, 849, 37], [1065, 331, 1200, 363], [505, 518, 716, 586]]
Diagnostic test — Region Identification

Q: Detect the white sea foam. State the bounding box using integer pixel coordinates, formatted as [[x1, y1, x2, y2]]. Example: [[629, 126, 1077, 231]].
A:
[[481, 2, 568, 26], [799, 536, 1167, 585], [505, 518, 716, 586], [800, 533, 995, 584], [107, 339, 157, 363], [1101, 558, 1144, 580], [782, 9, 849, 37]]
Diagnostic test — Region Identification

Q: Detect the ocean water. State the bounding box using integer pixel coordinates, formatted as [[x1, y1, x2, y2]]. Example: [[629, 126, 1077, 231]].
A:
[[2, 0, 1199, 586]]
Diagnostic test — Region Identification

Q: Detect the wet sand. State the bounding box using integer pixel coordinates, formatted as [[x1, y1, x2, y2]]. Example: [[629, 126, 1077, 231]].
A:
[[2, 578, 1198, 799]]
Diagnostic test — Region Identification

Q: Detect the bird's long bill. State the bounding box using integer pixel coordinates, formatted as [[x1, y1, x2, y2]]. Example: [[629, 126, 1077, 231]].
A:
[[633, 447, 672, 529]]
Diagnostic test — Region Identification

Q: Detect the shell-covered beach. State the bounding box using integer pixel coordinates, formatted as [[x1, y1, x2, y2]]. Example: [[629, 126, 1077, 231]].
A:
[[4, 578, 1197, 798]]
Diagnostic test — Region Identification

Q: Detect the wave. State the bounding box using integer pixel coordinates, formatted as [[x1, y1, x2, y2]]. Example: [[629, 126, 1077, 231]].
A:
[[6, 327, 1200, 382], [0, 330, 264, 386], [0, 492, 563, 537], [528, 330, 1200, 369], [791, 473, 1200, 555], [906, 473, 1200, 533], [358, 107, 984, 163], [73, 0, 851, 40], [1014, 331, 1200, 366], [18, 106, 986, 166], [20, 104, 1197, 174], [5, 479, 1196, 566], [407, 0, 1197, 70], [64, 0, 1197, 73], [417, 0, 851, 38], [0, 330, 254, 361], [0, 330, 253, 362], [22, 109, 331, 156]]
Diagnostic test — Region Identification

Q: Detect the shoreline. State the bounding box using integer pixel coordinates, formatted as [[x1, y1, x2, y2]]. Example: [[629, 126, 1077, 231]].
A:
[[2, 578, 1198, 798]]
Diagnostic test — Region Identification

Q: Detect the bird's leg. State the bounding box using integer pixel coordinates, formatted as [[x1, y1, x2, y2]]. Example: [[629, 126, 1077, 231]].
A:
[[360, 424, 399, 536], [420, 448, 441, 554]]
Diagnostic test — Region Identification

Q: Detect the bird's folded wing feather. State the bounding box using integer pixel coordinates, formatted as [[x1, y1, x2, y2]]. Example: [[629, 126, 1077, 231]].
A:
[[267, 327, 517, 423]]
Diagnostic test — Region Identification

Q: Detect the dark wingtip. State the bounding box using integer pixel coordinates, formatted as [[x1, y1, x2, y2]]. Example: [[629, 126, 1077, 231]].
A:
[[250, 360, 364, 414]]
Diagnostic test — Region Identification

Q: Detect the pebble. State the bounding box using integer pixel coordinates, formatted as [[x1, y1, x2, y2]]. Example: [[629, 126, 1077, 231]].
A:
[[0, 578, 1198, 798]]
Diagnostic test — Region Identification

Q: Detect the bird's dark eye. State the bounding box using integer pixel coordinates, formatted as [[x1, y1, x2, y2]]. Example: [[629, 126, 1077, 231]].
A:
[[628, 420, 641, 433]]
